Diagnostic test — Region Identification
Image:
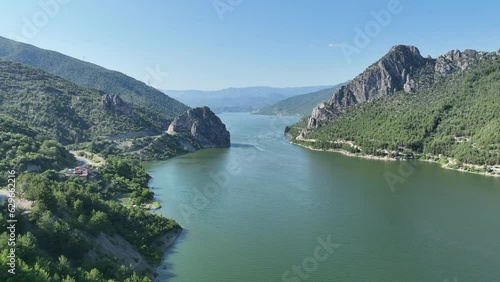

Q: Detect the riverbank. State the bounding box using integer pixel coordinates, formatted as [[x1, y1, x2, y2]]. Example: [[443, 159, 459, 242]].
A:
[[153, 228, 183, 280], [143, 162, 183, 279], [440, 161, 500, 178], [292, 142, 398, 162], [292, 140, 500, 178], [156, 228, 183, 253], [88, 227, 182, 280]]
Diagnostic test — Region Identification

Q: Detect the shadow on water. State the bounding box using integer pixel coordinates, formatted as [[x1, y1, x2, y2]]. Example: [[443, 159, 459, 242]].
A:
[[155, 229, 189, 281], [230, 143, 257, 148]]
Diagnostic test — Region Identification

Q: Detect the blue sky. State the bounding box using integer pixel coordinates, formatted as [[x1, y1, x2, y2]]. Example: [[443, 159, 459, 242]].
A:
[[1, 0, 499, 90]]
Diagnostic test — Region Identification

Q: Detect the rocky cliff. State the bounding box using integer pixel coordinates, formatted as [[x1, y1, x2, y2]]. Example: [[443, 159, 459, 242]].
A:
[[167, 106, 230, 148], [102, 93, 138, 121], [304, 45, 499, 133]]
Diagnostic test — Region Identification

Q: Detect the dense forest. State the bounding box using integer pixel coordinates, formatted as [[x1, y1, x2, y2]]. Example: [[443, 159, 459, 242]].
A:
[[292, 57, 500, 170], [0, 114, 75, 179], [0, 168, 180, 281], [0, 45, 198, 280], [0, 105, 180, 281]]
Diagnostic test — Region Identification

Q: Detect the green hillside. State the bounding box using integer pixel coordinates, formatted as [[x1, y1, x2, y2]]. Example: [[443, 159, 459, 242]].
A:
[[0, 113, 180, 281], [0, 114, 75, 175], [292, 57, 500, 168], [0, 36, 189, 129], [0, 154, 180, 282], [257, 83, 345, 116], [0, 60, 160, 144]]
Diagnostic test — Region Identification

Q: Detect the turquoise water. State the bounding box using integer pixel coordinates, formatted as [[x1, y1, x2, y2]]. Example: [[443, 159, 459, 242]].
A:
[[146, 113, 500, 282]]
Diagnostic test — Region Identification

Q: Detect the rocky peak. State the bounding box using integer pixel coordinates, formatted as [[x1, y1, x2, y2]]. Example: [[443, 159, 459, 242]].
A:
[[435, 48, 498, 75], [386, 45, 426, 64], [444, 49, 462, 61], [304, 45, 498, 131], [306, 45, 433, 130], [102, 93, 138, 120], [327, 45, 433, 108], [167, 106, 230, 148]]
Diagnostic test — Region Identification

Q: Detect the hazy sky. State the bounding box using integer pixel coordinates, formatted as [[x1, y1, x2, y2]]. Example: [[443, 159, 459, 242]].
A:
[[1, 0, 499, 90]]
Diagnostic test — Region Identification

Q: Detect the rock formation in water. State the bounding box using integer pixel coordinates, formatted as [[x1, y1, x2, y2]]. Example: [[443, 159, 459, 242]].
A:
[[167, 106, 230, 148], [304, 45, 500, 132]]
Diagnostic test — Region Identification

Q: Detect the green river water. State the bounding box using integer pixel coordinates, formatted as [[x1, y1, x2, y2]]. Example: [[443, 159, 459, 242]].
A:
[[146, 113, 500, 282]]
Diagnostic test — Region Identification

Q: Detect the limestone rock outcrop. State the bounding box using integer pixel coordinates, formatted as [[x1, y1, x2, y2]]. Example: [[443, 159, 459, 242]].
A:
[[167, 106, 230, 148], [102, 93, 138, 121], [304, 45, 499, 132]]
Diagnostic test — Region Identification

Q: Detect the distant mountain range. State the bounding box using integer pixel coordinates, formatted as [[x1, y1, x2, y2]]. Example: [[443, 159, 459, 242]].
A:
[[0, 36, 189, 130], [163, 85, 333, 112], [257, 83, 346, 116]]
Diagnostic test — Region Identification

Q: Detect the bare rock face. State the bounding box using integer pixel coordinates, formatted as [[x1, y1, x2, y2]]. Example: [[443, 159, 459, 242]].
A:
[[434, 49, 498, 76], [327, 45, 431, 108], [306, 102, 337, 129], [307, 45, 431, 130], [167, 106, 230, 148], [102, 93, 138, 121], [305, 45, 499, 131]]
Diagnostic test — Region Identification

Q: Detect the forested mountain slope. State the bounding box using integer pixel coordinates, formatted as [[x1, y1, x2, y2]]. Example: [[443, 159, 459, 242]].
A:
[[0, 36, 189, 129], [0, 60, 156, 144], [0, 114, 75, 174], [292, 46, 500, 173], [257, 83, 346, 116], [0, 115, 180, 281]]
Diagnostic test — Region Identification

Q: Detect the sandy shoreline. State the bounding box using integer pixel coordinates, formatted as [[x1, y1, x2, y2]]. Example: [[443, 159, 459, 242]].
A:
[[292, 142, 398, 161], [292, 141, 500, 178]]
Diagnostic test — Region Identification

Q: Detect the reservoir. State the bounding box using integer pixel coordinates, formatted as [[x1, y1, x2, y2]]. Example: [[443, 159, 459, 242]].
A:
[[147, 113, 500, 282]]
